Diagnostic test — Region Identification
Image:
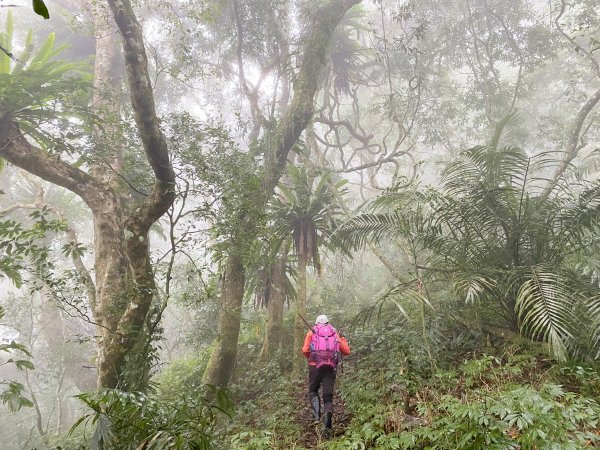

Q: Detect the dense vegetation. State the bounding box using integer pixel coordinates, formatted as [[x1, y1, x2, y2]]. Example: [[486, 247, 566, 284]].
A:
[[0, 0, 599, 448]]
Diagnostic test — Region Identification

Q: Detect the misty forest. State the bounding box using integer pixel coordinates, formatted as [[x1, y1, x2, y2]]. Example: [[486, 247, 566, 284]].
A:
[[0, 0, 599, 448]]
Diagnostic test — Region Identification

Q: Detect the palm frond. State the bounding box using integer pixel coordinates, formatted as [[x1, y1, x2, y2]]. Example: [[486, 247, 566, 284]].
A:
[[336, 212, 405, 251], [453, 275, 499, 305], [515, 269, 581, 361], [556, 182, 600, 248], [352, 279, 430, 328], [442, 146, 530, 197]]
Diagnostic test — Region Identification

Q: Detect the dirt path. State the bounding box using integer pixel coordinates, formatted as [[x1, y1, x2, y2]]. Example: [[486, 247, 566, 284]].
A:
[[292, 379, 352, 449]]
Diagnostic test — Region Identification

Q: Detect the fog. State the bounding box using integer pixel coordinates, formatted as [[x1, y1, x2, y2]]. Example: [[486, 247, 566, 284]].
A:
[[1, 0, 599, 448]]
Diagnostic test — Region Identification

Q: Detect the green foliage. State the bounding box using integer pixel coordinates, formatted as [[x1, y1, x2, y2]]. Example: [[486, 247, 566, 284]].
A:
[[153, 352, 212, 399], [0, 307, 34, 412], [0, 12, 91, 152], [61, 241, 87, 258], [0, 203, 78, 416], [72, 386, 233, 450], [32, 0, 50, 20], [333, 319, 600, 449], [270, 165, 348, 271], [340, 143, 600, 361], [0, 205, 66, 287], [167, 113, 264, 261], [0, 380, 34, 412], [216, 301, 600, 449], [397, 383, 600, 449], [230, 429, 277, 449], [227, 351, 302, 449], [327, 6, 369, 97], [556, 364, 600, 398]]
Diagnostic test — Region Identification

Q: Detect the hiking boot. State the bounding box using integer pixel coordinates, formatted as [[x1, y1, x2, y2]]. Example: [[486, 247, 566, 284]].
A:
[[323, 411, 333, 435], [310, 394, 321, 422]]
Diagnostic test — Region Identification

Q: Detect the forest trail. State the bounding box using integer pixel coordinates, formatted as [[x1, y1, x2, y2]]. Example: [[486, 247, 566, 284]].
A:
[[293, 379, 352, 449]]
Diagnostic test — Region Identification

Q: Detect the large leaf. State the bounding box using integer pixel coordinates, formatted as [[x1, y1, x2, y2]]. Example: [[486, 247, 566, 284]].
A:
[[32, 0, 50, 20], [515, 269, 581, 361], [0, 11, 14, 74]]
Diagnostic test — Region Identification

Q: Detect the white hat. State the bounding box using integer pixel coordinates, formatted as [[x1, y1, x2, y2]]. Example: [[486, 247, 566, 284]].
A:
[[315, 315, 329, 324]]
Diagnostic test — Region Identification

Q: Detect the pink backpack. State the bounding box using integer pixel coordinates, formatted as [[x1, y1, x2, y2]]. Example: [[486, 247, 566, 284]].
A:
[[309, 324, 340, 368]]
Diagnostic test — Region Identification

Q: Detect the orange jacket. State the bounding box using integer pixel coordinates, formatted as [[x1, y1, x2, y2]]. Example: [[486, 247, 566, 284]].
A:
[[302, 328, 351, 366]]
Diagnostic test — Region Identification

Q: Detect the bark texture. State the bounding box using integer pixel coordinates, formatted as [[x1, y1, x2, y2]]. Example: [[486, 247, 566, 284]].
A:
[[202, 254, 245, 387], [542, 88, 600, 197], [292, 252, 308, 377], [260, 257, 287, 359]]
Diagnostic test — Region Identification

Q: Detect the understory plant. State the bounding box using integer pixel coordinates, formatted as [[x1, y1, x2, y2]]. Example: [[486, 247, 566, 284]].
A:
[[340, 138, 600, 361], [332, 330, 600, 450], [71, 385, 233, 450]]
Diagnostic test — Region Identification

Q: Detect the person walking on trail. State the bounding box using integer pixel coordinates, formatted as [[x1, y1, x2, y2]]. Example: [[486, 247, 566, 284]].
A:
[[302, 314, 351, 437]]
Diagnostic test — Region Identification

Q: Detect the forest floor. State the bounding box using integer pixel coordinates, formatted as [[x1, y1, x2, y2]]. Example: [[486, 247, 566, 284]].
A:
[[292, 377, 352, 449]]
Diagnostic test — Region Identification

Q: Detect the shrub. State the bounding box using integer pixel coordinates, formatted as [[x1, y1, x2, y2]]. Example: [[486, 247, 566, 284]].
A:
[[71, 386, 232, 449]]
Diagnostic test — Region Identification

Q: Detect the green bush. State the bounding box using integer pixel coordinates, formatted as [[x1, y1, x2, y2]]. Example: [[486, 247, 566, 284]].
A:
[[153, 351, 212, 399], [71, 386, 232, 450], [397, 383, 600, 449]]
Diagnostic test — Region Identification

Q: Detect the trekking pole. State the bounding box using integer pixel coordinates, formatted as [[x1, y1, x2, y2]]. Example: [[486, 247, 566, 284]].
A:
[[338, 328, 345, 374], [298, 312, 315, 332]]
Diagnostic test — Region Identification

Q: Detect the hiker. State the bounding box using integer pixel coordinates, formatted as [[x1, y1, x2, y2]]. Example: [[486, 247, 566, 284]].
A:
[[302, 314, 351, 437]]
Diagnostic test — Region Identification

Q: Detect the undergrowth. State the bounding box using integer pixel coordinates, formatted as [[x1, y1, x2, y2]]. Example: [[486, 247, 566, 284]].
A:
[[53, 313, 600, 449], [224, 316, 600, 449]]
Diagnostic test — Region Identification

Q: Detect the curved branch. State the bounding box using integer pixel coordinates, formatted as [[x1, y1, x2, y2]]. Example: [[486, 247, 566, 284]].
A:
[[315, 116, 373, 146], [0, 117, 104, 208], [554, 0, 600, 79], [106, 0, 176, 231], [334, 149, 411, 173], [232, 0, 265, 141], [542, 88, 600, 197]]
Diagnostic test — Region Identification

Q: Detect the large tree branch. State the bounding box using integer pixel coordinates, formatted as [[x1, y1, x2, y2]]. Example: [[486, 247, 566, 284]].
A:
[[542, 88, 600, 197], [260, 0, 361, 198], [315, 116, 373, 147], [0, 117, 104, 208], [554, 0, 600, 79], [541, 0, 600, 197], [106, 0, 176, 230], [232, 0, 265, 141]]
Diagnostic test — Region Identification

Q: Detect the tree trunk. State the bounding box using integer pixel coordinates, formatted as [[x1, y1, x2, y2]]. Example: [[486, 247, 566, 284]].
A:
[[292, 252, 308, 378], [0, 0, 175, 390], [260, 256, 286, 359], [203, 0, 361, 389], [202, 253, 245, 387], [541, 88, 600, 198]]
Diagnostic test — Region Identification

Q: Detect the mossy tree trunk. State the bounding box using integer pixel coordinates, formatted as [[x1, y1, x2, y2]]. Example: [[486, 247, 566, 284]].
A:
[[292, 251, 308, 378], [260, 256, 287, 359], [203, 0, 361, 388], [202, 253, 245, 387]]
